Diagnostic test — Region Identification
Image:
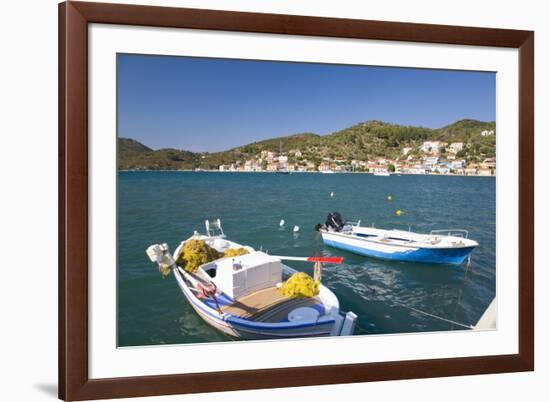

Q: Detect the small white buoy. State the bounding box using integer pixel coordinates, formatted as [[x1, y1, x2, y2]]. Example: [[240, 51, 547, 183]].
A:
[[279, 219, 285, 227], [330, 192, 334, 197], [293, 225, 300, 232]]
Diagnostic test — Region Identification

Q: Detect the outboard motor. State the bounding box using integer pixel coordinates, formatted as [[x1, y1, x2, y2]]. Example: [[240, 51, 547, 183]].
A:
[[326, 212, 344, 232]]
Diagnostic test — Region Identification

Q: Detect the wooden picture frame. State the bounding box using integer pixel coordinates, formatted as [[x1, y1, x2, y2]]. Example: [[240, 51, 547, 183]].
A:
[[59, 1, 534, 400]]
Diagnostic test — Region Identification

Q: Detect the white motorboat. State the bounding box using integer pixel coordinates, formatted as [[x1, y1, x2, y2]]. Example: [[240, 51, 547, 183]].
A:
[[146, 219, 357, 340], [373, 169, 390, 176], [316, 212, 478, 265]]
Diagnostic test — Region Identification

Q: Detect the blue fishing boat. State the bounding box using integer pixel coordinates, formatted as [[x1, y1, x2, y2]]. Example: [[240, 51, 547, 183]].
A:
[[316, 212, 478, 265], [146, 219, 357, 340]]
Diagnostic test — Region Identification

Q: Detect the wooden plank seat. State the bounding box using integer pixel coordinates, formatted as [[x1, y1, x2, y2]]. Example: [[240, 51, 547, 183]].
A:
[[221, 286, 321, 322]]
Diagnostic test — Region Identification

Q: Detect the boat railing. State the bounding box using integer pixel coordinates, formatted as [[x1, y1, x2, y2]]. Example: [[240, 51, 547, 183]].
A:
[[345, 220, 361, 227], [429, 229, 469, 238], [205, 218, 225, 238]]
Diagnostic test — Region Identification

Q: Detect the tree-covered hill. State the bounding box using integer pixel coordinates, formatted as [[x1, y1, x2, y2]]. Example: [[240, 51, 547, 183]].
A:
[[118, 118, 496, 170], [197, 132, 322, 168], [435, 119, 496, 142], [118, 138, 199, 170]]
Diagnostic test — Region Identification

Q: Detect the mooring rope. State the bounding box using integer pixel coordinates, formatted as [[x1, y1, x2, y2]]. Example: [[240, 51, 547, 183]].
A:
[[392, 301, 473, 329], [353, 257, 476, 331], [452, 259, 473, 326], [355, 282, 474, 330]]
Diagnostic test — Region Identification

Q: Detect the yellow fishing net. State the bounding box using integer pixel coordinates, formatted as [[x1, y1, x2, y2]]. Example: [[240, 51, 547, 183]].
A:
[[176, 241, 251, 273], [176, 239, 223, 273], [278, 272, 320, 298], [223, 248, 249, 257]]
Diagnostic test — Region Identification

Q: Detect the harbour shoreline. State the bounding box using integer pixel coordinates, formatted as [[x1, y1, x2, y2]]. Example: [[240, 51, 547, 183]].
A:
[[119, 169, 496, 177]]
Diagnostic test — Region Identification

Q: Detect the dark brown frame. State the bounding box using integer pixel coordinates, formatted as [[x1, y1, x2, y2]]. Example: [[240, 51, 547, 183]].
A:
[[59, 1, 534, 400]]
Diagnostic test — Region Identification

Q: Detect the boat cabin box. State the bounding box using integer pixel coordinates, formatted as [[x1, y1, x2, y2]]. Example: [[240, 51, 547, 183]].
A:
[[208, 251, 282, 299]]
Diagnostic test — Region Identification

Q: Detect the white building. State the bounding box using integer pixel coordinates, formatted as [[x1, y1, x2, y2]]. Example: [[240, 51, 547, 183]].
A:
[[423, 156, 440, 167], [403, 167, 426, 175], [420, 141, 443, 154], [448, 142, 464, 154], [478, 169, 493, 176], [402, 147, 412, 155], [244, 160, 262, 172], [451, 160, 466, 169], [481, 130, 495, 137]]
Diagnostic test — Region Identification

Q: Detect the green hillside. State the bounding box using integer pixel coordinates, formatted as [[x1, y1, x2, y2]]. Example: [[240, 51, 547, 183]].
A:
[[118, 119, 496, 170], [118, 138, 199, 170], [434, 119, 496, 160]]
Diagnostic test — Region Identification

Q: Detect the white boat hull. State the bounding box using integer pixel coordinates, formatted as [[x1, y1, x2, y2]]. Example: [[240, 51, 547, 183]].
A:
[[171, 235, 357, 340], [174, 267, 353, 339], [321, 227, 478, 265]]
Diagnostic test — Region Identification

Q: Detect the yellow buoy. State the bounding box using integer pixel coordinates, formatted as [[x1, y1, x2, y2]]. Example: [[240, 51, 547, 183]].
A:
[[387, 195, 393, 201], [395, 209, 404, 216]]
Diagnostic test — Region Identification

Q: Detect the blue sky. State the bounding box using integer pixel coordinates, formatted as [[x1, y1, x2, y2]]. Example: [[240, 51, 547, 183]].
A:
[[117, 54, 496, 152]]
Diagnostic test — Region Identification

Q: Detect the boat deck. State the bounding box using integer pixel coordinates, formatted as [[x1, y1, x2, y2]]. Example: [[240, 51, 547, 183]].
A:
[[221, 286, 321, 322]]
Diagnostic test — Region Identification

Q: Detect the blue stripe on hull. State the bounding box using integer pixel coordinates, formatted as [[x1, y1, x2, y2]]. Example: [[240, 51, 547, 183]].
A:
[[175, 272, 336, 334], [323, 238, 475, 265]]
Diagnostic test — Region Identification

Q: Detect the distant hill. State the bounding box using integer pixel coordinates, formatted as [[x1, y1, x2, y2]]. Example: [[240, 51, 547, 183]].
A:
[[118, 138, 199, 170], [198, 133, 323, 168], [119, 137, 152, 154], [118, 118, 495, 170], [435, 119, 496, 142]]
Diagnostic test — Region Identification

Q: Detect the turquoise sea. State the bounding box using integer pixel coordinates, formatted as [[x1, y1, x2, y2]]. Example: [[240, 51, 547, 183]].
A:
[[118, 172, 496, 346]]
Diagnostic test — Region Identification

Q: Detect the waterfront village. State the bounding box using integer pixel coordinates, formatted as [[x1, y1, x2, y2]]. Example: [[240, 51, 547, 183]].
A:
[[216, 132, 497, 177]]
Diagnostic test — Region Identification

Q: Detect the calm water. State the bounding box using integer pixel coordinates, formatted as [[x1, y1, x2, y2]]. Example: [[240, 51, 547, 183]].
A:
[[118, 172, 496, 346]]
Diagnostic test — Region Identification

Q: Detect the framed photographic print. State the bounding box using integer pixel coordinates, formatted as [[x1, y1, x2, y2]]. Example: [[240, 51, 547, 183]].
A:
[[59, 1, 534, 400]]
